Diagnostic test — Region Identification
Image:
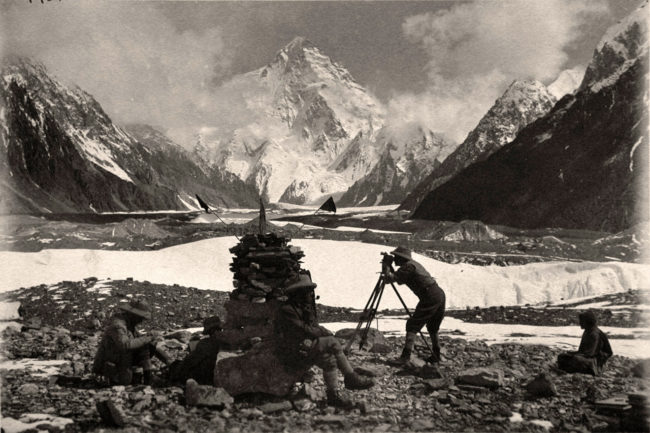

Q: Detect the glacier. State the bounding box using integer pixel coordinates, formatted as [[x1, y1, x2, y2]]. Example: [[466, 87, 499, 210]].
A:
[[1, 238, 647, 310]]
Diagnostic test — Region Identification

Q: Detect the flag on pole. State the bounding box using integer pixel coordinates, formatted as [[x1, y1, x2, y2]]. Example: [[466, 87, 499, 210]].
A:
[[258, 198, 267, 234], [195, 194, 210, 213], [318, 196, 337, 213]]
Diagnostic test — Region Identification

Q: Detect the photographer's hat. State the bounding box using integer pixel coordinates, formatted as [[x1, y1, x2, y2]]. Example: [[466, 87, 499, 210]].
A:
[[119, 299, 152, 320], [391, 246, 412, 261]]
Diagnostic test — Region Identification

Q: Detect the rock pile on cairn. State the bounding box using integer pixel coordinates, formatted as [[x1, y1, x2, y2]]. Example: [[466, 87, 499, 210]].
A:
[[215, 233, 312, 396]]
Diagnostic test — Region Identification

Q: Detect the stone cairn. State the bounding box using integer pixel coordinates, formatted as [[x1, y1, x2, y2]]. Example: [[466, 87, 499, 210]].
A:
[[214, 233, 313, 396]]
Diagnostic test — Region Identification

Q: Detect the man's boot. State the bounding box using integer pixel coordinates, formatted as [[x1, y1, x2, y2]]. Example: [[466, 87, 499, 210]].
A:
[[333, 349, 375, 390], [323, 369, 354, 409], [390, 332, 416, 365]]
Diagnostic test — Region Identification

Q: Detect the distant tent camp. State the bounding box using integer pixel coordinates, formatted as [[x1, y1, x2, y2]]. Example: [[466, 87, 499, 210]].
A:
[[317, 197, 336, 214]]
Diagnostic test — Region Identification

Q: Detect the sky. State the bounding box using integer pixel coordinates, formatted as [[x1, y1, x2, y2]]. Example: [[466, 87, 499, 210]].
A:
[[1, 0, 643, 145]]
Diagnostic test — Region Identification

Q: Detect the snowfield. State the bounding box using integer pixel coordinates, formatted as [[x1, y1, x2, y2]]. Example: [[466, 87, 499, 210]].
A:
[[1, 237, 648, 310], [323, 317, 650, 359]]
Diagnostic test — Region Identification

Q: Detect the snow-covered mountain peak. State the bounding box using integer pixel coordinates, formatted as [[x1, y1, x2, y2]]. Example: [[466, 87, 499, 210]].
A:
[[498, 80, 552, 106], [548, 66, 586, 100], [201, 38, 386, 204], [580, 1, 648, 92]]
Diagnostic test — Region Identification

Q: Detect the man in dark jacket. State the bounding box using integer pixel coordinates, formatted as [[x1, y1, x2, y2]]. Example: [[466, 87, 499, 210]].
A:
[[169, 316, 222, 385], [384, 246, 446, 365], [93, 299, 164, 385], [557, 311, 613, 376], [276, 273, 374, 407]]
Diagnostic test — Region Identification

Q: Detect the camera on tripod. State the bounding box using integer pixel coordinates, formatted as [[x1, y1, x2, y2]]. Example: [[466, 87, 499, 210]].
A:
[[381, 252, 394, 267]]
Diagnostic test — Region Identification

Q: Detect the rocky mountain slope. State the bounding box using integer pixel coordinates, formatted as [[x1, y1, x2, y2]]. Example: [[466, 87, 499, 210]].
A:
[[195, 37, 386, 204], [411, 3, 648, 232], [338, 124, 454, 206], [0, 58, 257, 213], [400, 80, 557, 211], [124, 125, 259, 210]]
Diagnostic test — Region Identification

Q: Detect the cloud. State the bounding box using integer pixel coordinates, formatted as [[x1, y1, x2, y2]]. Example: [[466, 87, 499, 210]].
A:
[[390, 0, 609, 143], [2, 1, 231, 141]]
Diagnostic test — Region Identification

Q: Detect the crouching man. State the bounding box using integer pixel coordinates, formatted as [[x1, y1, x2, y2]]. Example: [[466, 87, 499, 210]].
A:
[[383, 246, 446, 365], [93, 299, 166, 385], [276, 274, 375, 407], [169, 316, 222, 385], [557, 311, 613, 376]]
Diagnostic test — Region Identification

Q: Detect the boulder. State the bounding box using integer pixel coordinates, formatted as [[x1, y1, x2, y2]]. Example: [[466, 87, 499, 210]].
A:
[[335, 328, 387, 351], [456, 367, 504, 389], [525, 373, 557, 398], [215, 341, 308, 396], [185, 379, 233, 408]]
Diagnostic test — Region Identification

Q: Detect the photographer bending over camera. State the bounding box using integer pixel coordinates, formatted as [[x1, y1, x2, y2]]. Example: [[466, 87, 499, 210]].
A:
[[383, 246, 446, 365]]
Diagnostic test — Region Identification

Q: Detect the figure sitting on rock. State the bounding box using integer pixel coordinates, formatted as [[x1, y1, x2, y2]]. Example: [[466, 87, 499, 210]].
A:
[[93, 299, 169, 385], [383, 246, 446, 365], [276, 273, 375, 408], [169, 316, 222, 385], [557, 311, 613, 376]]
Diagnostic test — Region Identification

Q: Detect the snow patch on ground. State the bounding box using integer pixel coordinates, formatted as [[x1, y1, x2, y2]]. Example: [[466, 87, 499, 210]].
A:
[[0, 301, 21, 320], [2, 413, 73, 433], [322, 317, 650, 359], [0, 359, 68, 377]]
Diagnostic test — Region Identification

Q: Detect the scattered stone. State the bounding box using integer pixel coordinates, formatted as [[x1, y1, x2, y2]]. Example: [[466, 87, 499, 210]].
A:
[[526, 373, 557, 398], [292, 398, 317, 412], [411, 418, 435, 431], [185, 379, 233, 408], [456, 367, 504, 389], [259, 400, 293, 413], [422, 378, 449, 391], [96, 399, 127, 427], [17, 383, 39, 395]]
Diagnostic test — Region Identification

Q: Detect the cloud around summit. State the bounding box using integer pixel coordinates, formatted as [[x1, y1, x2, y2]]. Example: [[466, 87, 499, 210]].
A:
[[1, 0, 616, 146], [387, 0, 610, 142]]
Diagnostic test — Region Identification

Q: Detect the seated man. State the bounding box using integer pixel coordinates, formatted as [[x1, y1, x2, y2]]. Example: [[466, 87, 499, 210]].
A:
[[93, 299, 164, 385], [557, 311, 613, 376], [276, 273, 375, 407], [169, 316, 222, 385]]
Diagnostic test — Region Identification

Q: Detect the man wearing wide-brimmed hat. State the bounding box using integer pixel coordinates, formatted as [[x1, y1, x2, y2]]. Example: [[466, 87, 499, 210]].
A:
[[276, 272, 375, 408], [384, 246, 446, 365], [93, 299, 162, 385]]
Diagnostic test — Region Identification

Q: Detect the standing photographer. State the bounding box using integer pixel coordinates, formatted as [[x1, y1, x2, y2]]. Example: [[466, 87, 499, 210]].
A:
[[383, 246, 446, 365]]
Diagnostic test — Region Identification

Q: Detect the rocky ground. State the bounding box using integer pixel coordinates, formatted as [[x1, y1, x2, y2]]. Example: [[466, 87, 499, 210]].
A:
[[2, 280, 649, 432]]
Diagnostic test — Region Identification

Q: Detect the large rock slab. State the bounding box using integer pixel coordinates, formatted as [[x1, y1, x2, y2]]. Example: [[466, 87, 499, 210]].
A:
[[215, 341, 308, 396], [456, 367, 504, 389], [336, 328, 387, 352]]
